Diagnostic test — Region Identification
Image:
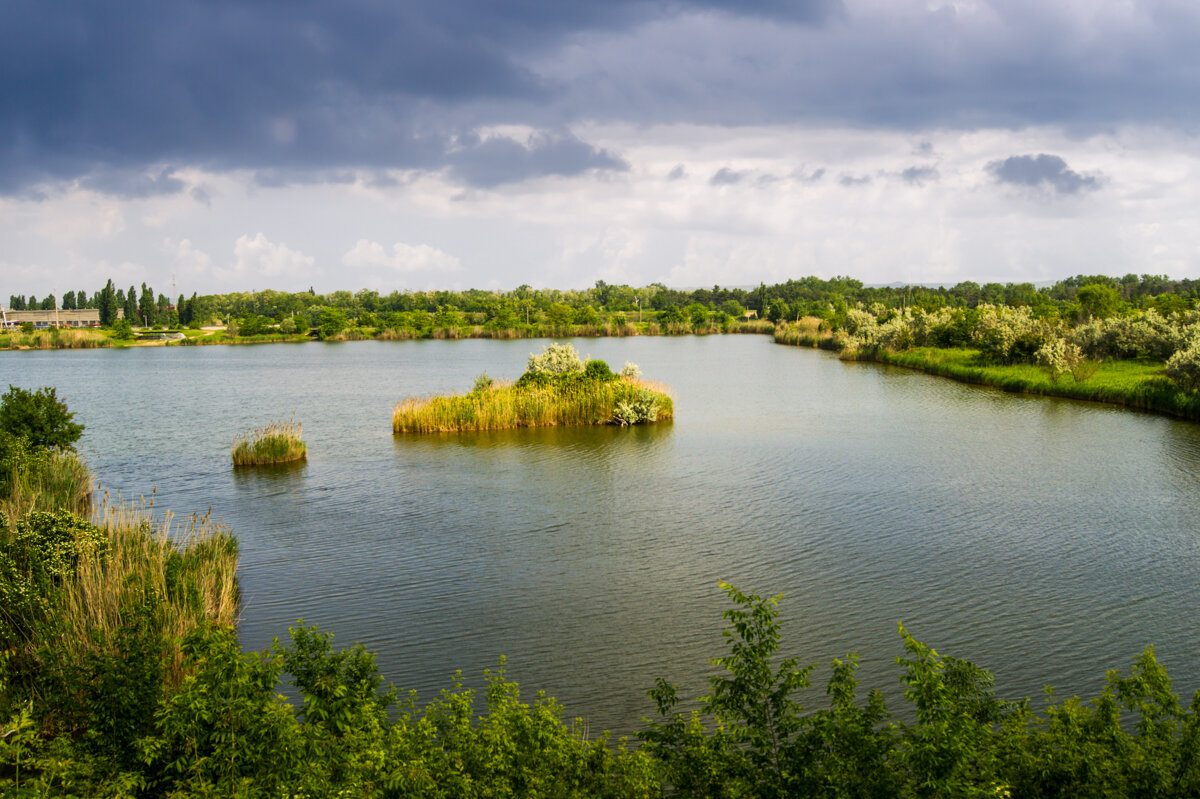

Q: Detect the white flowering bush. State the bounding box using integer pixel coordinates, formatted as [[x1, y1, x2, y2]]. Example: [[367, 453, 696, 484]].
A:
[[620, 361, 641, 378], [612, 387, 661, 425], [1036, 337, 1087, 381], [1073, 311, 1177, 360], [525, 342, 585, 375], [1165, 334, 1200, 391], [971, 305, 1050, 363]]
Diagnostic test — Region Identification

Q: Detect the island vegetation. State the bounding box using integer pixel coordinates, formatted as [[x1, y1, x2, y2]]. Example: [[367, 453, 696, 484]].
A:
[[5, 386, 1200, 795], [393, 344, 673, 433], [230, 419, 308, 467]]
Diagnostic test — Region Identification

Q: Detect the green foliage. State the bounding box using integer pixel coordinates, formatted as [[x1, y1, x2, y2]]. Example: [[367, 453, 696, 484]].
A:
[[621, 361, 642, 378], [472, 372, 495, 393], [111, 318, 134, 340], [317, 307, 348, 340], [1165, 335, 1200, 391], [585, 359, 616, 381], [0, 386, 84, 451], [612, 387, 662, 426]]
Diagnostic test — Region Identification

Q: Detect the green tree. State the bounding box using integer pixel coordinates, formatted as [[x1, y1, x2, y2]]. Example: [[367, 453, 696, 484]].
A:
[[138, 283, 156, 326], [112, 318, 134, 340], [124, 285, 139, 327], [317, 308, 348, 340], [1077, 283, 1123, 321], [0, 386, 85, 451], [98, 280, 118, 327]]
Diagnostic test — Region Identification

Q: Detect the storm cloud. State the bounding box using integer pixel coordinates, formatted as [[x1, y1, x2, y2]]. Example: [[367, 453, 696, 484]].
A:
[[988, 154, 1099, 195], [4, 1, 1200, 194]]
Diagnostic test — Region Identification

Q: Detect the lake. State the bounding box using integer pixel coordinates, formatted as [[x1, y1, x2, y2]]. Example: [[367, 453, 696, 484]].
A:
[[5, 335, 1200, 734]]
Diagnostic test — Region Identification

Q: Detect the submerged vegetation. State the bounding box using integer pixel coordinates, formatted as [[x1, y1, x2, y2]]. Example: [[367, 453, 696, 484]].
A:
[[230, 419, 308, 466], [392, 343, 673, 433]]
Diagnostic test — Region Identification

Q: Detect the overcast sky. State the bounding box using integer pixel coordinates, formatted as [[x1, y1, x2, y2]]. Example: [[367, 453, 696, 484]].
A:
[[5, 0, 1200, 296]]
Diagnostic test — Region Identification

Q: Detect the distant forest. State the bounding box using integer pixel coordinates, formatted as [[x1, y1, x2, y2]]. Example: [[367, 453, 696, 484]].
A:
[[7, 273, 1200, 330]]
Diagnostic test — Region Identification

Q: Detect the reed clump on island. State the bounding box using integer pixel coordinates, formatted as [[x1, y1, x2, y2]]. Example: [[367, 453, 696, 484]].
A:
[[393, 343, 674, 433], [230, 419, 307, 466]]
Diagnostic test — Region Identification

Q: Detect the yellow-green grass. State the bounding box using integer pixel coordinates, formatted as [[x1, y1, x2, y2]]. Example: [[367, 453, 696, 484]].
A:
[[774, 317, 837, 349], [393, 377, 674, 433], [0, 329, 111, 350], [864, 346, 1200, 420], [231, 419, 307, 466], [0, 447, 92, 520]]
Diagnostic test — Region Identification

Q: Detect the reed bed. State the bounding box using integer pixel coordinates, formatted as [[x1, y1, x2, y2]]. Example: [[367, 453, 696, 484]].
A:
[[0, 447, 92, 520], [0, 328, 111, 350], [231, 419, 307, 466], [774, 317, 837, 349], [393, 377, 674, 433]]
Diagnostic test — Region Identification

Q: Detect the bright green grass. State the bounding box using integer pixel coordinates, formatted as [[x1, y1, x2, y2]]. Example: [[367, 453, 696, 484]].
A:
[[869, 347, 1200, 420]]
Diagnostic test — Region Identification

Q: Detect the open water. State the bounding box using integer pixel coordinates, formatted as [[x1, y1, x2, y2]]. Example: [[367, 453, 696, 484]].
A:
[[5, 335, 1200, 733]]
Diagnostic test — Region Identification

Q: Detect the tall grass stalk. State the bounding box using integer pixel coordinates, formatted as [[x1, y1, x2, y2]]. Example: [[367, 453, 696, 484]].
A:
[[393, 377, 674, 433], [231, 419, 307, 466], [0, 448, 92, 520]]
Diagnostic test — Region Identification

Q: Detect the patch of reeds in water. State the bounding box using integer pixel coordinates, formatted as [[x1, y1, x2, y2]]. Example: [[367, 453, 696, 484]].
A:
[[393, 377, 674, 433], [774, 317, 836, 349], [231, 419, 307, 466]]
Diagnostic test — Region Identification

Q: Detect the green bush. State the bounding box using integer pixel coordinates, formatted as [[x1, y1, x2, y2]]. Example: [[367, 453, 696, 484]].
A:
[[0, 386, 84, 451], [584, 359, 616, 381]]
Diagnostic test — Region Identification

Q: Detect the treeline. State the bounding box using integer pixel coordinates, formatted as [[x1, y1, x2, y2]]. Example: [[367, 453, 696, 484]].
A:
[[10, 273, 1200, 333]]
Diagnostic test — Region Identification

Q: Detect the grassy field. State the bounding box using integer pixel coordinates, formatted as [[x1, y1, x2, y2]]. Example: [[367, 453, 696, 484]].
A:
[[393, 377, 674, 433], [231, 419, 308, 466], [866, 346, 1200, 420]]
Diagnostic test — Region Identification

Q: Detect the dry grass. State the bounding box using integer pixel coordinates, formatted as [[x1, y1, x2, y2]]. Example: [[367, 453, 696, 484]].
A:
[[231, 419, 307, 466], [393, 376, 674, 433]]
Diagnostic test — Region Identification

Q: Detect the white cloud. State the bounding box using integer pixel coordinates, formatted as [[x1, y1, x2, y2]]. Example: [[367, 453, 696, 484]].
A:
[[232, 233, 314, 277], [340, 239, 461, 272]]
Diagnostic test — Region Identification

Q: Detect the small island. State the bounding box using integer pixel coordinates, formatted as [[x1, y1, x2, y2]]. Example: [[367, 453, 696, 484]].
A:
[[392, 342, 674, 433], [231, 419, 308, 466]]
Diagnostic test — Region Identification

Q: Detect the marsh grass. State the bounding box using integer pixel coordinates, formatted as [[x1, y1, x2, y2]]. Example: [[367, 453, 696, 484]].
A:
[[0, 329, 110, 350], [0, 447, 92, 520], [870, 347, 1200, 420], [1, 496, 240, 734], [231, 419, 307, 466], [393, 377, 674, 433], [774, 317, 836, 349]]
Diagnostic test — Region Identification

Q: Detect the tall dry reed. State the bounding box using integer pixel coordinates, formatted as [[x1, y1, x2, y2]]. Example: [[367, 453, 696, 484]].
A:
[[393, 377, 674, 433]]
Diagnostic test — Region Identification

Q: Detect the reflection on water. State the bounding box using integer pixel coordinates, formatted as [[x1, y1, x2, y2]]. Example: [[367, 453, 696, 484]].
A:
[[6, 337, 1200, 734]]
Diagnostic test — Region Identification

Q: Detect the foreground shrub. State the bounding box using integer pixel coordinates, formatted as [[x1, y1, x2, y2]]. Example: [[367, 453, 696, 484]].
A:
[[0, 434, 93, 519], [231, 419, 307, 466], [526, 341, 586, 375], [0, 386, 84, 451]]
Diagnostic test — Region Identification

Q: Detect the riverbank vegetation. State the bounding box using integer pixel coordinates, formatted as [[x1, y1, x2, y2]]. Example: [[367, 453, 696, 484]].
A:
[[775, 286, 1200, 420], [231, 419, 307, 466], [393, 344, 673, 433], [0, 386, 91, 519]]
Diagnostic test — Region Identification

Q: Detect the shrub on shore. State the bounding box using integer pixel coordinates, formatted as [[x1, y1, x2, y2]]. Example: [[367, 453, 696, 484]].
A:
[[231, 419, 307, 466]]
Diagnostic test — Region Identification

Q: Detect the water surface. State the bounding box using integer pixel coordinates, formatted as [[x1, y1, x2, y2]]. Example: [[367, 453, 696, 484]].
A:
[[5, 336, 1200, 733]]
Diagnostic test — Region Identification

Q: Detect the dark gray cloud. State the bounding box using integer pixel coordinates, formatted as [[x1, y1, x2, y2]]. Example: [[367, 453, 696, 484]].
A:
[[988, 154, 1099, 195], [2, 0, 1196, 194], [77, 167, 185, 199], [0, 0, 832, 194], [900, 166, 939, 185], [446, 131, 628, 187], [839, 174, 871, 187], [710, 167, 746, 185]]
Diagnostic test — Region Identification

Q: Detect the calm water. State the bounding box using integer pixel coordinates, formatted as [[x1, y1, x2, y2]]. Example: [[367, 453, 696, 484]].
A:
[[5, 336, 1200, 733]]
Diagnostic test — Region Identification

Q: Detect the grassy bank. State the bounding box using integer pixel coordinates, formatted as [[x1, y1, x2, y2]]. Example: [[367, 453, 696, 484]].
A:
[[0, 445, 92, 520], [231, 419, 307, 466], [394, 376, 674, 433], [0, 329, 112, 350], [862, 346, 1200, 420]]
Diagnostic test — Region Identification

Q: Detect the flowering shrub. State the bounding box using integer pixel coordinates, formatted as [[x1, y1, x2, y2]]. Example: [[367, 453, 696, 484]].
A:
[[1165, 334, 1200, 391], [1036, 337, 1087, 381], [971, 305, 1050, 364], [525, 342, 585, 375], [1073, 311, 1177, 360]]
